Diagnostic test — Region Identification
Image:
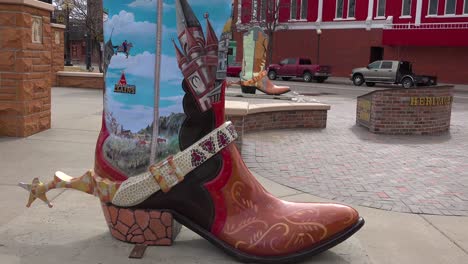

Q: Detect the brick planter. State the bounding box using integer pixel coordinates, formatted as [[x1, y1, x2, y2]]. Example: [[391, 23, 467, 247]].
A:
[[0, 0, 56, 137], [57, 71, 104, 89], [51, 24, 65, 86], [226, 101, 330, 150], [356, 86, 454, 135]]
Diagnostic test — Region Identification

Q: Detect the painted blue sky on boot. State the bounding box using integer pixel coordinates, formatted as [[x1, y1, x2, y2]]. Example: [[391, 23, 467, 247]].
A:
[[104, 0, 232, 132]]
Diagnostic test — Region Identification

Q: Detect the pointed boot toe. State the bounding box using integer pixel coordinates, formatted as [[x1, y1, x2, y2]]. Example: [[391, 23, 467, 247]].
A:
[[257, 73, 291, 95], [264, 83, 291, 95], [278, 202, 362, 253], [207, 146, 364, 262]]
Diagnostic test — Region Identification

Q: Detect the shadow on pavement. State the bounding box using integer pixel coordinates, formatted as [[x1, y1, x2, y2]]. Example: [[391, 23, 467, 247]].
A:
[[349, 124, 453, 145]]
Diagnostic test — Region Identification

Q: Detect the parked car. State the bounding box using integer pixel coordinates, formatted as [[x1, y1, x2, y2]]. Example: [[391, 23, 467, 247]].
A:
[[350, 60, 437, 88], [267, 58, 332, 83], [227, 63, 242, 77]]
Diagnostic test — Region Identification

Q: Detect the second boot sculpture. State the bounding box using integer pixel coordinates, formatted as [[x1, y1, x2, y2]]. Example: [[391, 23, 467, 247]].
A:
[[237, 26, 291, 96]]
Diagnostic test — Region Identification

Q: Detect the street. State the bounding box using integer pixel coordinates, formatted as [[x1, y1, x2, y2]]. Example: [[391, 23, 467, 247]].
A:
[[274, 77, 468, 104]]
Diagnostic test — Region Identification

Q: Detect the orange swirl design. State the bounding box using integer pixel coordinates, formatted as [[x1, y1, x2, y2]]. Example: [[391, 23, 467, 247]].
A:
[[215, 145, 359, 257]]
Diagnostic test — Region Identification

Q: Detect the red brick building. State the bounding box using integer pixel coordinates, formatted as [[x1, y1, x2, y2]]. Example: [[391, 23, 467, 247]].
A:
[[232, 0, 468, 83]]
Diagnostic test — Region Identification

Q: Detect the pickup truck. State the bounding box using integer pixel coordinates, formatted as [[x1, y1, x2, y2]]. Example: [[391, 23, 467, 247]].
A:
[[351, 60, 437, 88], [267, 58, 332, 83]]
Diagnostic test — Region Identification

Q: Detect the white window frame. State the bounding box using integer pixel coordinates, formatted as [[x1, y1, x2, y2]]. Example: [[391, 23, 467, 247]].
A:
[[290, 0, 298, 20], [348, 0, 356, 18], [401, 0, 412, 18], [445, 0, 457, 15], [336, 0, 344, 18], [427, 0, 438, 16], [300, 0, 308, 20], [446, 0, 457, 15], [376, 0, 386, 18], [426, 0, 468, 17]]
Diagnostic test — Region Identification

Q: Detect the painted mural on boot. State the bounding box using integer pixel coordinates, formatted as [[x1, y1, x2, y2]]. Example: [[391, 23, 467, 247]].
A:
[[101, 0, 232, 177]]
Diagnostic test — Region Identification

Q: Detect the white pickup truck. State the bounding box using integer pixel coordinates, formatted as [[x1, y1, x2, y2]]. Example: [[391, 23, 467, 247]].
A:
[[351, 60, 437, 88]]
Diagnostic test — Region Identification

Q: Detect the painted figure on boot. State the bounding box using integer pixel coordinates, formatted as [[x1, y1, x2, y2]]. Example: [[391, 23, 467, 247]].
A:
[[19, 0, 364, 262]]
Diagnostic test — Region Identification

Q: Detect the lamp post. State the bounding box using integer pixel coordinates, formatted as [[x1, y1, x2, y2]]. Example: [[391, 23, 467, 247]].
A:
[[85, 32, 92, 71], [316, 28, 322, 65], [62, 0, 74, 66]]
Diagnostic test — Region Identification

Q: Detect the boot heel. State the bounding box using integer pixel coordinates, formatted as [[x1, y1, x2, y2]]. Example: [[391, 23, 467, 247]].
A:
[[101, 203, 181, 246]]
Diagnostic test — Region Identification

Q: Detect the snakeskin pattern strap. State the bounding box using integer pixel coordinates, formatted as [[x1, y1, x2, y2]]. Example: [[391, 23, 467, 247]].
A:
[[112, 121, 238, 207]]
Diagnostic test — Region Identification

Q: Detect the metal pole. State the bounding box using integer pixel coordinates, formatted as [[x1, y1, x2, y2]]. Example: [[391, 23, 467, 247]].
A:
[[150, 0, 163, 163], [65, 7, 73, 66], [317, 33, 321, 65], [86, 33, 92, 70]]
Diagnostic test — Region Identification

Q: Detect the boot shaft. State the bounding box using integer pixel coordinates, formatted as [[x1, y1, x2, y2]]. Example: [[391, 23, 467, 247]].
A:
[[98, 0, 233, 181]]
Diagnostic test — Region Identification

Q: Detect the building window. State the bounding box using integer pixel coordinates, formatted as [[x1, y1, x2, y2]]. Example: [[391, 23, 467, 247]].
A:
[[348, 0, 356, 18], [401, 0, 412, 16], [428, 0, 438, 15], [291, 0, 307, 20], [301, 0, 308, 20], [291, 0, 298, 19], [445, 0, 456, 15], [336, 0, 344, 18], [260, 0, 267, 21], [336, 0, 356, 18], [465, 0, 468, 14], [377, 0, 386, 17]]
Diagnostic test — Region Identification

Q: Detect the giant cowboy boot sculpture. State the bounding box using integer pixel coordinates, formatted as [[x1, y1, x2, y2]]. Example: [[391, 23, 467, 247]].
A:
[[236, 26, 291, 95], [19, 0, 364, 262]]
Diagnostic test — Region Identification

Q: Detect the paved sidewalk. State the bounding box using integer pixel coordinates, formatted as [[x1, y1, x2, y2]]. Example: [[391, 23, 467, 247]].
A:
[[241, 95, 468, 216], [0, 87, 467, 264]]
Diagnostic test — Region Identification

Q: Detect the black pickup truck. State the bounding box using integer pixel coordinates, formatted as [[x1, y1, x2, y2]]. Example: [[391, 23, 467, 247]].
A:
[[351, 60, 437, 88]]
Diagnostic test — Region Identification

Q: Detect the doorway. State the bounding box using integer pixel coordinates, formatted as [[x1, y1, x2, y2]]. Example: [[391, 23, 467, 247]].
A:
[[370, 47, 384, 63]]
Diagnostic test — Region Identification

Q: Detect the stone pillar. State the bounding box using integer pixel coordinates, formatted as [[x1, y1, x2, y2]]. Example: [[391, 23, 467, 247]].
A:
[[51, 23, 65, 86], [0, 0, 54, 137]]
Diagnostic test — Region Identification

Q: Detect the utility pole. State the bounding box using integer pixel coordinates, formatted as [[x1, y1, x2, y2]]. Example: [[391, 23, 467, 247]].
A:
[[63, 0, 74, 66], [85, 32, 92, 71], [316, 28, 322, 64]]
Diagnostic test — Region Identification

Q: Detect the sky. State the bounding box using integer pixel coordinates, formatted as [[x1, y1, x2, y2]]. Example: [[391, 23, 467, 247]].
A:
[[103, 0, 232, 132]]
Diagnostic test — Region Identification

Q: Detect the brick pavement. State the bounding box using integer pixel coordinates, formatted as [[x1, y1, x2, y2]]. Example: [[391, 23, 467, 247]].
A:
[[241, 95, 468, 216]]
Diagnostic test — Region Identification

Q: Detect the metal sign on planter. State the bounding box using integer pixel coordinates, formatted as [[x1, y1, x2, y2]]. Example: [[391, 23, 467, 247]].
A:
[[356, 94, 372, 128], [409, 96, 453, 106]]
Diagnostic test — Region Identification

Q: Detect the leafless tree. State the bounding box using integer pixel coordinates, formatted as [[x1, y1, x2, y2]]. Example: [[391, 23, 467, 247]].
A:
[[241, 0, 288, 65], [54, 0, 104, 72]]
